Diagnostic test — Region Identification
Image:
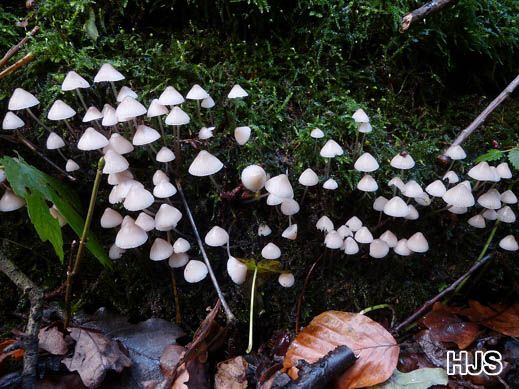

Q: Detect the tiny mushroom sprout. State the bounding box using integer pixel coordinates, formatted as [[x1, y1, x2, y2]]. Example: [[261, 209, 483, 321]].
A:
[[442, 183, 475, 208], [78, 127, 109, 151], [316, 216, 334, 232], [0, 190, 25, 212], [156, 147, 175, 163], [132, 125, 161, 146], [46, 132, 66, 150], [159, 86, 185, 106], [258, 224, 272, 236], [261, 242, 281, 259], [379, 230, 398, 248], [499, 235, 518, 252], [205, 226, 229, 247], [325, 231, 343, 249], [100, 208, 123, 228], [198, 126, 215, 140], [184, 260, 208, 283], [234, 126, 252, 145], [343, 237, 359, 255], [383, 196, 409, 218], [345, 216, 362, 232], [354, 152, 379, 172], [115, 216, 147, 249], [109, 244, 125, 260], [468, 215, 486, 229], [369, 239, 389, 258], [354, 226, 373, 244], [173, 238, 191, 253], [310, 128, 324, 139], [278, 273, 295, 288], [135, 212, 155, 231], [407, 232, 429, 253], [155, 204, 182, 231], [227, 256, 248, 285], [228, 84, 248, 99], [2, 111, 25, 130], [282, 224, 298, 240], [357, 174, 378, 192], [241, 165, 267, 192], [65, 159, 80, 172], [150, 238, 174, 261], [265, 174, 294, 199], [322, 178, 338, 190], [390, 152, 415, 170]]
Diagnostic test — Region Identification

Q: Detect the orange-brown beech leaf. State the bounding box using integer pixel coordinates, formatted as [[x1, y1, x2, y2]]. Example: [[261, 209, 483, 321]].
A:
[[283, 311, 399, 388], [0, 339, 24, 370], [421, 303, 480, 349], [455, 301, 519, 337]]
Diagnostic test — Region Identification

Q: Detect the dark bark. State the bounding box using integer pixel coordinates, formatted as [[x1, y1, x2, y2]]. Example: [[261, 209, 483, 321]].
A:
[[0, 26, 39, 68], [400, 0, 455, 32], [0, 53, 35, 79]]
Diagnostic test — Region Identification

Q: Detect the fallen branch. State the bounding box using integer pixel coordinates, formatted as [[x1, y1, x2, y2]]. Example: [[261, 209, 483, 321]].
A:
[[0, 52, 35, 79], [393, 253, 493, 333], [400, 0, 455, 32], [0, 26, 39, 68], [0, 247, 43, 389], [444, 74, 519, 152]]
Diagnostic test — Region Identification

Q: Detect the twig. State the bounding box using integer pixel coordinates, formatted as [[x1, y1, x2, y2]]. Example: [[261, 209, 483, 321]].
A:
[[0, 246, 43, 389], [0, 53, 35, 79], [64, 158, 104, 327], [295, 253, 325, 332], [392, 253, 493, 334], [0, 26, 39, 68], [400, 0, 455, 32], [445, 74, 519, 152], [175, 179, 236, 323], [169, 267, 182, 324]]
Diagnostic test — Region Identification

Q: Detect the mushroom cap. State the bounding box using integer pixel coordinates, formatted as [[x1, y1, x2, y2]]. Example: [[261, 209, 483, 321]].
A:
[[388, 177, 405, 191], [100, 207, 123, 228], [62, 71, 90, 91], [153, 181, 177, 198], [325, 230, 343, 249], [188, 150, 224, 177], [266, 194, 283, 206], [358, 122, 372, 133], [184, 260, 208, 283], [94, 63, 125, 83], [497, 206, 516, 223], [155, 204, 182, 231], [147, 99, 169, 118], [65, 159, 80, 172], [337, 225, 353, 239], [0, 190, 25, 212], [116, 96, 147, 121], [234, 126, 252, 145], [228, 84, 248, 99], [109, 244, 125, 260], [443, 171, 460, 184], [261, 242, 281, 259], [265, 174, 294, 199], [280, 199, 300, 216], [467, 215, 486, 229], [82, 106, 103, 122], [343, 237, 359, 255], [282, 224, 298, 240], [310, 128, 324, 138], [448, 206, 468, 215], [373, 196, 388, 212], [186, 84, 209, 100], [378, 231, 397, 249], [78, 127, 109, 151], [109, 179, 142, 204], [477, 189, 501, 210], [103, 150, 129, 174], [173, 238, 191, 253], [354, 226, 373, 244], [204, 226, 229, 247], [116, 86, 137, 103], [101, 104, 118, 126], [104, 133, 134, 155], [47, 100, 76, 121], [405, 205, 419, 220], [354, 152, 379, 172], [169, 252, 189, 268], [165, 106, 190, 126], [482, 209, 498, 220], [496, 162, 512, 179], [320, 139, 343, 158], [383, 196, 409, 217], [394, 239, 411, 256], [132, 124, 161, 146], [115, 217, 147, 249], [322, 178, 338, 190], [123, 185, 154, 211], [468, 162, 495, 181], [159, 86, 185, 106], [201, 96, 215, 109], [390, 152, 415, 170], [369, 239, 389, 258], [150, 238, 174, 261], [258, 224, 272, 236], [425, 180, 446, 197], [135, 212, 155, 232], [357, 174, 378, 192], [227, 256, 248, 285], [278, 273, 295, 288], [499, 235, 518, 251], [402, 180, 423, 198], [241, 165, 267, 192], [298, 168, 319, 187], [445, 145, 466, 160], [352, 108, 369, 123], [198, 126, 215, 140], [414, 193, 432, 206], [46, 132, 66, 150], [345, 216, 363, 232], [2, 112, 25, 130], [316, 216, 334, 232], [156, 147, 175, 163], [407, 232, 429, 253], [500, 190, 517, 205], [442, 183, 475, 208], [8, 88, 39, 110], [152, 170, 170, 186]]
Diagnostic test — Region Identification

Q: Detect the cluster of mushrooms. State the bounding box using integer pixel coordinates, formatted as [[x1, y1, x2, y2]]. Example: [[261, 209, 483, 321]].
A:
[[1, 64, 518, 290]]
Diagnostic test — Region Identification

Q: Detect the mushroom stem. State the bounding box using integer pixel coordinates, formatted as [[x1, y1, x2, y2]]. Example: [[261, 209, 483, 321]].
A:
[[157, 117, 166, 145], [300, 186, 309, 206], [445, 159, 455, 175], [26, 107, 51, 132], [109, 81, 118, 100], [209, 175, 222, 194], [75, 89, 89, 112], [196, 100, 202, 123], [56, 148, 68, 163], [176, 179, 236, 323], [353, 130, 359, 157], [167, 231, 182, 324], [246, 265, 258, 354], [289, 215, 292, 226], [358, 133, 366, 155], [324, 158, 331, 178], [64, 119, 74, 134]]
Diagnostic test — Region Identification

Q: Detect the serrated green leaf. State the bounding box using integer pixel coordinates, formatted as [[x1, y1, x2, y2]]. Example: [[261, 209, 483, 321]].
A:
[[475, 149, 504, 163], [84, 8, 99, 42], [237, 258, 282, 273], [0, 156, 111, 268], [508, 149, 519, 170], [371, 368, 448, 389]]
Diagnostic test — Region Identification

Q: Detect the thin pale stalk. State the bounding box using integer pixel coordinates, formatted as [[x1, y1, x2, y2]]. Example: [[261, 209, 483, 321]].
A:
[[75, 89, 89, 112], [26, 107, 51, 132], [246, 266, 258, 354]]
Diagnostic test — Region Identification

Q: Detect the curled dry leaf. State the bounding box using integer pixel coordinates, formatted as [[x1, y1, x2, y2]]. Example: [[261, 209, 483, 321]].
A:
[[38, 325, 68, 355], [454, 301, 519, 337], [215, 356, 249, 389], [62, 327, 132, 388], [283, 311, 399, 388]]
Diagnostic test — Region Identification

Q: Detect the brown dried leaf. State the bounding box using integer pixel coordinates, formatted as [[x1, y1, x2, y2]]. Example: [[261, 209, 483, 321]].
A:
[[283, 311, 399, 388], [62, 328, 132, 388], [215, 356, 248, 389], [160, 344, 186, 377], [39, 325, 68, 355], [456, 301, 519, 337]]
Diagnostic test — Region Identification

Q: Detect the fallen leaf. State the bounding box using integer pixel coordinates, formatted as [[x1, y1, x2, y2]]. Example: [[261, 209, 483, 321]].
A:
[[39, 325, 68, 355], [415, 330, 447, 368], [62, 328, 132, 388], [421, 303, 480, 349], [0, 339, 24, 370], [160, 344, 186, 377], [456, 301, 519, 337], [215, 356, 248, 389], [371, 367, 448, 388], [283, 311, 399, 388]]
